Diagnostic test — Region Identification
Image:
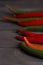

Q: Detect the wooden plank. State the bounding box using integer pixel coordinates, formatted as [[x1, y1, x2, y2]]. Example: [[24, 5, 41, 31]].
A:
[[0, 30, 19, 47], [0, 48, 43, 65]]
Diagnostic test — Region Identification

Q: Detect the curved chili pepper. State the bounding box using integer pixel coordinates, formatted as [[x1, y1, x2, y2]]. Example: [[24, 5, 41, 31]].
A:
[[16, 12, 43, 18], [6, 5, 43, 14], [18, 29, 43, 37], [21, 26, 43, 32], [19, 43, 43, 59], [2, 16, 43, 22], [16, 35, 43, 44], [24, 37, 43, 50], [18, 20, 43, 27]]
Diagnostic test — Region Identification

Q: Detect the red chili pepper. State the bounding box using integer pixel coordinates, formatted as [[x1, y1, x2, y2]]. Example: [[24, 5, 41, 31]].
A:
[[15, 12, 43, 18], [18, 29, 35, 37], [18, 20, 43, 27], [18, 29, 43, 37], [16, 35, 43, 44], [16, 36, 24, 41]]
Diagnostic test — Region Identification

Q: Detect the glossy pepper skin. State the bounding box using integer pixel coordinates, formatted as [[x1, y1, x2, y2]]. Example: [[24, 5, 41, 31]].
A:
[[21, 26, 43, 32], [24, 37, 43, 51], [17, 29, 43, 37], [16, 12, 43, 18], [6, 5, 43, 14], [2, 16, 43, 22], [19, 43, 43, 59], [16, 35, 43, 44], [18, 20, 43, 27]]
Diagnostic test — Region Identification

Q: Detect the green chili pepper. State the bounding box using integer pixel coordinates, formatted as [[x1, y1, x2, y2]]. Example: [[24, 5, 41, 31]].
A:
[[6, 5, 43, 14], [21, 26, 43, 32], [19, 43, 43, 59]]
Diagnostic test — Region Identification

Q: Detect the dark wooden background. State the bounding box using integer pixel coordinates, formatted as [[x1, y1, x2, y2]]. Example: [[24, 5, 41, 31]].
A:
[[0, 0, 43, 65]]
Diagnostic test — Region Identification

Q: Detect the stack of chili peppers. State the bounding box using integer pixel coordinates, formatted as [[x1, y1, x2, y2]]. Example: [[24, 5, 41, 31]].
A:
[[2, 5, 43, 59]]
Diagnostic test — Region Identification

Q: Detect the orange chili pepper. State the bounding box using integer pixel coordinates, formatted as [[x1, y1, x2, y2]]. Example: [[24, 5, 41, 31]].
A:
[[24, 37, 43, 51]]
